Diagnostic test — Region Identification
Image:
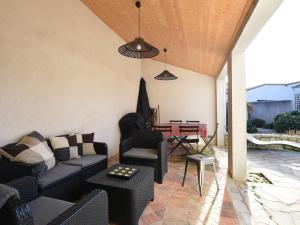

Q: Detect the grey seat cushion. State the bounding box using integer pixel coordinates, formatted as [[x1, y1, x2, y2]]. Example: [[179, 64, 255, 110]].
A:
[[28, 196, 73, 225], [38, 163, 81, 189], [62, 155, 107, 168], [123, 147, 158, 160]]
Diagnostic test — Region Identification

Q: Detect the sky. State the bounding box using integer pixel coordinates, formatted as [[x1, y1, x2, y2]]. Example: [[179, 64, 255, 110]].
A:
[[245, 0, 300, 88]]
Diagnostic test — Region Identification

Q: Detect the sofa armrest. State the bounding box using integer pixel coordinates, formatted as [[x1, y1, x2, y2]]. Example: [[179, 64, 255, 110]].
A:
[[0, 195, 34, 225], [48, 189, 108, 225], [94, 142, 108, 156], [0, 160, 46, 183], [156, 139, 168, 183], [119, 137, 134, 156], [6, 176, 38, 203]]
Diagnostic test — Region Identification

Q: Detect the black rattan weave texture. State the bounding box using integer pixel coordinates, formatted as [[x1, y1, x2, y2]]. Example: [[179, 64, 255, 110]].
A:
[[87, 164, 154, 225]]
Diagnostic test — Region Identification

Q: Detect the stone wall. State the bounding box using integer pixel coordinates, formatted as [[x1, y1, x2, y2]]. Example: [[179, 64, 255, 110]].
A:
[[253, 134, 300, 142], [249, 134, 300, 151], [224, 133, 300, 151]]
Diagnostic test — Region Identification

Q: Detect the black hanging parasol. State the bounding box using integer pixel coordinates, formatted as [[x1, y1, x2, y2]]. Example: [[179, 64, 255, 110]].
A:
[[136, 78, 152, 122]]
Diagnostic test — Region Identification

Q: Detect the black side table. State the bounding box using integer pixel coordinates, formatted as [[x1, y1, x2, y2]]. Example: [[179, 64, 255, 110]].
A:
[[86, 164, 154, 225]]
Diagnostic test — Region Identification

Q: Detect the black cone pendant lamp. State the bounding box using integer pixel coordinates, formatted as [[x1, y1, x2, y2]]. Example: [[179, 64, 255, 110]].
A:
[[155, 48, 178, 80], [118, 1, 159, 59]]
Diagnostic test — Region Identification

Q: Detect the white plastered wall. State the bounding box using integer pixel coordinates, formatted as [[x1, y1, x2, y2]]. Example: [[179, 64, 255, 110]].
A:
[[141, 59, 216, 135], [0, 0, 142, 157]]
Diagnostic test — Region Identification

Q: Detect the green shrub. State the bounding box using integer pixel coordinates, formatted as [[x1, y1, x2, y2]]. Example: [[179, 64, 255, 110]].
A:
[[264, 123, 274, 129], [247, 121, 257, 133], [250, 118, 266, 128], [273, 111, 300, 133]]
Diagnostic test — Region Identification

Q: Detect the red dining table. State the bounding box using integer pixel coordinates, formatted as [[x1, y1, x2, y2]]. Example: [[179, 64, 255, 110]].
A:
[[159, 123, 207, 154]]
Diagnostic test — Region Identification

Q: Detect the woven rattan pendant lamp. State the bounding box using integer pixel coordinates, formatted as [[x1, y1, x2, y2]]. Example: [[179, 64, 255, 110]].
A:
[[118, 1, 159, 59], [155, 48, 178, 80]]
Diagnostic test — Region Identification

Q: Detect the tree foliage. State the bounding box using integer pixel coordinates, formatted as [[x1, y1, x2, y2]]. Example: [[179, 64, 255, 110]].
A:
[[273, 111, 300, 133]]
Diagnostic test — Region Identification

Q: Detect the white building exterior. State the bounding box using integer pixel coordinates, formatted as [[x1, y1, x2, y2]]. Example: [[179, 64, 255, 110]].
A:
[[247, 81, 300, 123]]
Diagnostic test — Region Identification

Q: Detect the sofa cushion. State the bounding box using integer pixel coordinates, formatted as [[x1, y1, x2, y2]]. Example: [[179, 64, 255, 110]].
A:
[[38, 164, 81, 189], [0, 131, 55, 173], [123, 148, 158, 160], [71, 133, 96, 156], [28, 196, 73, 225], [49, 135, 79, 162], [62, 155, 107, 168]]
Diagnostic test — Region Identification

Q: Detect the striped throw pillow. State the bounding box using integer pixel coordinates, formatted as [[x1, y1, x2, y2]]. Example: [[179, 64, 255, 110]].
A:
[[0, 131, 55, 171], [50, 135, 79, 161]]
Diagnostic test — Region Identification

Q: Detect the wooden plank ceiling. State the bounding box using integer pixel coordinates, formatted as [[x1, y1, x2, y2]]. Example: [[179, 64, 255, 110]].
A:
[[81, 0, 256, 76]]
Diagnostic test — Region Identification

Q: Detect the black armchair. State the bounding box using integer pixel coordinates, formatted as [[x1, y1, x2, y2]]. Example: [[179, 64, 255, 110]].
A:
[[1, 176, 108, 225], [119, 134, 168, 184]]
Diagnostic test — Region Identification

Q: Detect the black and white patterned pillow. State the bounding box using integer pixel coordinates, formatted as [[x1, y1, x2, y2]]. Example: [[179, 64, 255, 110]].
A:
[[0, 131, 56, 171], [50, 135, 80, 162], [71, 133, 96, 156]]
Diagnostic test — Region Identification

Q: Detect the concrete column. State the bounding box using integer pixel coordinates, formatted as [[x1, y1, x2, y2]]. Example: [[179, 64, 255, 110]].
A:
[[227, 52, 247, 181], [216, 73, 226, 147]]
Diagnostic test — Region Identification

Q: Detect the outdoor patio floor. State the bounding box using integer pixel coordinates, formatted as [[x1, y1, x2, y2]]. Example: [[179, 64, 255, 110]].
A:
[[244, 149, 300, 225], [109, 147, 300, 225], [109, 149, 239, 225]]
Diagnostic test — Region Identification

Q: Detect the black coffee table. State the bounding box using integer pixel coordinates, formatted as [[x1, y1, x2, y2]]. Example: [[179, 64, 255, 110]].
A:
[[86, 164, 154, 225]]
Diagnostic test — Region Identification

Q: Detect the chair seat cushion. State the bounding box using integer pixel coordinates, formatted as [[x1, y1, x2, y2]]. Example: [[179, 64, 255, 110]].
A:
[[38, 164, 81, 189], [123, 148, 158, 160], [28, 196, 73, 225], [61, 155, 107, 168]]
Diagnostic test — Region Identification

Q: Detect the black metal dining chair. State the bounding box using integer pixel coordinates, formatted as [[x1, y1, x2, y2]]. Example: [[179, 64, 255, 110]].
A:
[[186, 120, 200, 124], [199, 123, 219, 154], [178, 125, 200, 154], [153, 125, 175, 152], [169, 120, 182, 123], [153, 125, 172, 135]]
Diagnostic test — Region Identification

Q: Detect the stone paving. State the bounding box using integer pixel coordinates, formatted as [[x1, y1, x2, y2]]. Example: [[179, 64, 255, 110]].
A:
[[245, 149, 300, 225]]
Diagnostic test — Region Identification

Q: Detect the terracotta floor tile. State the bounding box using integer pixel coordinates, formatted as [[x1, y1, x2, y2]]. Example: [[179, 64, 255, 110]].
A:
[[141, 212, 161, 225], [219, 217, 238, 225], [155, 208, 167, 219], [164, 207, 187, 220], [108, 149, 242, 225]]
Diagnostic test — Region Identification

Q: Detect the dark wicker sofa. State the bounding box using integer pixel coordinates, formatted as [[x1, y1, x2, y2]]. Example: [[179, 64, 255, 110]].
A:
[[0, 142, 108, 201], [1, 176, 108, 225]]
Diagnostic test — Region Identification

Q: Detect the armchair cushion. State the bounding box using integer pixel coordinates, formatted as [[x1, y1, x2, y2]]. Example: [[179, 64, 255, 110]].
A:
[[123, 148, 158, 160], [38, 164, 81, 189], [28, 197, 73, 225], [61, 155, 107, 168]]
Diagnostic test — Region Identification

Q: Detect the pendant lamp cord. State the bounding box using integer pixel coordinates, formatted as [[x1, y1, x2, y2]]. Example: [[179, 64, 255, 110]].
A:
[[164, 48, 167, 70], [136, 1, 141, 38]]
